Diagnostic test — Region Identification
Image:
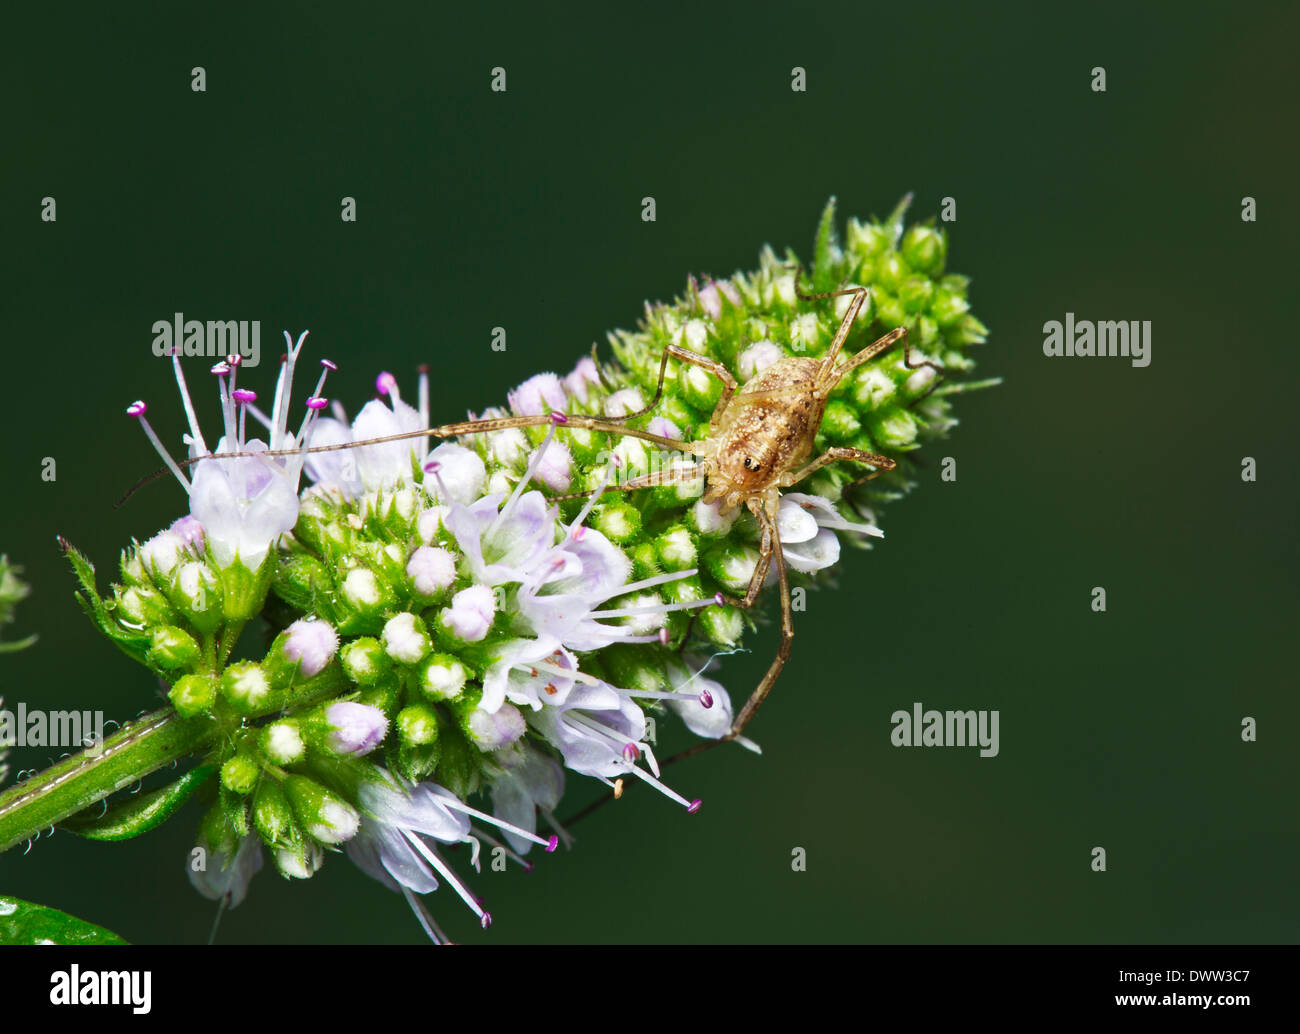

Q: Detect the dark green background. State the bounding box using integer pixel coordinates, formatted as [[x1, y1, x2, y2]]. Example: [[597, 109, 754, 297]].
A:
[[1, 1, 1295, 944]]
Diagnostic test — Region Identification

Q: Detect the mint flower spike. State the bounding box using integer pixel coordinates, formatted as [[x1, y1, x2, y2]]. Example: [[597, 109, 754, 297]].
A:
[[0, 198, 986, 942]]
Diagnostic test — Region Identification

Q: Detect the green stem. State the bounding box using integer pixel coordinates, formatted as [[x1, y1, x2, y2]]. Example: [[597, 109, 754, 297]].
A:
[[0, 666, 349, 853]]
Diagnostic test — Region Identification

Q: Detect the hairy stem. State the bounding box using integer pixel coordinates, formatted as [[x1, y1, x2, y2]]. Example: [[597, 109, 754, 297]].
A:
[[0, 667, 349, 853]]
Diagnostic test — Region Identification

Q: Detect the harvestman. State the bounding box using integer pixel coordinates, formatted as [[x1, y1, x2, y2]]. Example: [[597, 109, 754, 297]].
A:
[[131, 268, 941, 768]]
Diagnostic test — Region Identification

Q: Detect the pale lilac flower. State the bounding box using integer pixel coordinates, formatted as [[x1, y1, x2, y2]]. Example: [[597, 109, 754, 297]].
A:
[[346, 769, 557, 941], [508, 373, 567, 416], [302, 416, 361, 496], [188, 834, 263, 909], [526, 682, 701, 812], [777, 491, 883, 574], [603, 388, 644, 418], [381, 612, 431, 664], [488, 743, 566, 855], [128, 332, 330, 571], [323, 702, 388, 757], [526, 438, 572, 492], [350, 382, 427, 492], [304, 368, 431, 496], [464, 701, 527, 751], [479, 635, 579, 713], [737, 340, 784, 380], [283, 617, 339, 677], [406, 545, 457, 596], [422, 443, 486, 505], [563, 356, 601, 403], [666, 658, 734, 740], [647, 416, 682, 441], [698, 278, 741, 320], [438, 585, 496, 643], [139, 529, 187, 577], [443, 490, 554, 587]]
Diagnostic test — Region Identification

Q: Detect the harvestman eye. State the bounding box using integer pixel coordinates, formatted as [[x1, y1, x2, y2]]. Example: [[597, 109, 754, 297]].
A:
[[742, 457, 759, 471]]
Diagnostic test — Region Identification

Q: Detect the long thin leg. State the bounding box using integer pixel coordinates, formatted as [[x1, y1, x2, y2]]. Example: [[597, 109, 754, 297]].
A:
[[792, 265, 944, 396], [158, 412, 710, 479], [726, 497, 793, 738], [545, 459, 706, 502], [780, 445, 896, 488], [791, 268, 869, 376], [831, 325, 943, 395], [604, 344, 739, 433], [664, 496, 793, 766]]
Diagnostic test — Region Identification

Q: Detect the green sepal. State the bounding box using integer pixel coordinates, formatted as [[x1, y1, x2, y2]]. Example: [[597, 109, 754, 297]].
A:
[[811, 196, 839, 292], [0, 895, 127, 945], [59, 764, 216, 841], [59, 537, 156, 672]]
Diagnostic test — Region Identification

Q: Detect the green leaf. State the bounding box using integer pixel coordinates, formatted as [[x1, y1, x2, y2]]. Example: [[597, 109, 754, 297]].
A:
[[59, 764, 217, 841], [0, 895, 127, 944]]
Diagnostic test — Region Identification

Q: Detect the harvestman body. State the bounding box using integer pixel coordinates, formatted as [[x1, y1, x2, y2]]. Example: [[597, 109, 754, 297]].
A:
[[138, 270, 940, 769]]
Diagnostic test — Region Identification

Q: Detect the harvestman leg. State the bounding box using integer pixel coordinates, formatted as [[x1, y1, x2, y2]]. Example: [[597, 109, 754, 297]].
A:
[[668, 496, 793, 763], [606, 342, 739, 435], [791, 268, 944, 394]]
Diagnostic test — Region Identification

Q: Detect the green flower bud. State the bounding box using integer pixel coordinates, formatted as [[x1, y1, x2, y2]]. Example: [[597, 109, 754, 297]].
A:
[[252, 779, 297, 848], [260, 721, 305, 765], [704, 542, 760, 593], [417, 653, 468, 701], [654, 526, 697, 571], [119, 548, 149, 589], [431, 724, 480, 799], [593, 502, 641, 544], [340, 636, 390, 685], [821, 399, 861, 442], [900, 224, 947, 275], [951, 313, 989, 346], [602, 644, 668, 695], [679, 361, 724, 411], [164, 560, 222, 633], [220, 755, 261, 795], [397, 703, 441, 748], [899, 275, 935, 315], [115, 584, 176, 627], [874, 252, 909, 292], [874, 291, 906, 330], [929, 286, 971, 329], [381, 612, 431, 665], [198, 803, 240, 859], [357, 674, 402, 713], [335, 564, 394, 635], [630, 542, 660, 581], [220, 661, 275, 715], [273, 842, 323, 880], [147, 625, 200, 671], [169, 673, 218, 718], [282, 774, 359, 845], [219, 553, 277, 625], [696, 603, 744, 649], [273, 553, 336, 616], [847, 216, 891, 257], [866, 407, 919, 450]]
